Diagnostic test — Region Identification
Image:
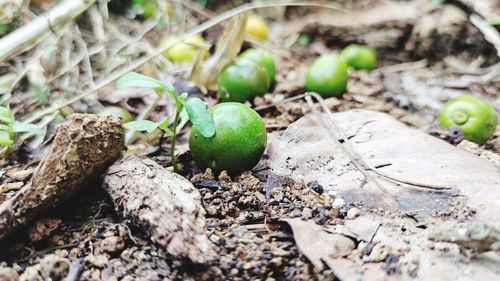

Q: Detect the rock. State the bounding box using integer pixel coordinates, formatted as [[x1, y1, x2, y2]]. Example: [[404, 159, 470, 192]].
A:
[[100, 236, 125, 254], [368, 244, 391, 262], [85, 254, 109, 269], [0, 267, 19, 281], [346, 207, 361, 219], [29, 218, 62, 242], [39, 254, 70, 281]]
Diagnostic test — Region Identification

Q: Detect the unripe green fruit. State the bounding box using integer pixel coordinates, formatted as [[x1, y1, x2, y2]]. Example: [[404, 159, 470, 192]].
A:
[[245, 15, 269, 40], [218, 59, 270, 103], [189, 102, 267, 175], [438, 95, 498, 144], [305, 54, 348, 98], [340, 44, 377, 70], [238, 48, 276, 84]]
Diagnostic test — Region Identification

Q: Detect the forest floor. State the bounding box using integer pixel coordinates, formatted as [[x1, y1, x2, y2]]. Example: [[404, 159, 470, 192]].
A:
[[0, 0, 499, 280]]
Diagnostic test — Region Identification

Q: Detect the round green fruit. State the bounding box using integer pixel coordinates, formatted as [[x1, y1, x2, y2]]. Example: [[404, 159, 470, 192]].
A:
[[438, 95, 498, 144], [305, 54, 348, 98], [245, 15, 269, 40], [162, 35, 208, 63], [238, 48, 276, 84], [218, 59, 270, 103], [99, 106, 134, 123], [340, 44, 377, 70], [189, 102, 267, 175]]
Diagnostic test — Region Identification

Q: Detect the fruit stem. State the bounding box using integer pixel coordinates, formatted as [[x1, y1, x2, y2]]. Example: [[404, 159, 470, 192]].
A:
[[171, 108, 181, 173], [452, 110, 468, 125]]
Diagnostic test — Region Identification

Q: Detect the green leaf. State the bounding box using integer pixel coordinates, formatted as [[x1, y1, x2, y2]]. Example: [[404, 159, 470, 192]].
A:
[[124, 119, 159, 133], [157, 118, 174, 136], [32, 83, 49, 103], [0, 106, 14, 124], [116, 72, 176, 97], [0, 130, 13, 146], [183, 97, 215, 138], [12, 122, 43, 135], [486, 17, 500, 25], [176, 107, 189, 132]]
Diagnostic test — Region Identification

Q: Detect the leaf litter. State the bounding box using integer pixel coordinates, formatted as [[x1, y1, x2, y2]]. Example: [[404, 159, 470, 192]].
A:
[[268, 99, 500, 280], [1, 0, 500, 280]]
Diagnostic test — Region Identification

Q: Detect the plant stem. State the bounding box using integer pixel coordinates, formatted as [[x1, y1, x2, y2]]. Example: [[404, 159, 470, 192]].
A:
[[170, 105, 181, 172]]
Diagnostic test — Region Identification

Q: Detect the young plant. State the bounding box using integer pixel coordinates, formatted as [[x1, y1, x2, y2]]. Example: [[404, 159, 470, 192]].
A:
[[0, 105, 43, 157], [116, 72, 215, 171]]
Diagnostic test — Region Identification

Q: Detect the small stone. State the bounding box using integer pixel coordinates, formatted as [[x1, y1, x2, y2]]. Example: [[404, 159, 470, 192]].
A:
[[368, 244, 391, 262], [271, 187, 284, 202], [270, 257, 283, 267], [0, 267, 19, 281], [346, 207, 361, 219], [39, 254, 70, 281], [218, 170, 231, 182], [100, 236, 125, 254], [28, 218, 62, 242], [85, 254, 109, 269], [332, 198, 346, 209], [301, 207, 313, 219], [20, 266, 41, 281]]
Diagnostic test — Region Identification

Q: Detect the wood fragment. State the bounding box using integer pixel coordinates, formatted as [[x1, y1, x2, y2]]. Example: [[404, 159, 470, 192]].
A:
[[103, 155, 217, 264], [0, 114, 124, 241], [0, 0, 97, 63]]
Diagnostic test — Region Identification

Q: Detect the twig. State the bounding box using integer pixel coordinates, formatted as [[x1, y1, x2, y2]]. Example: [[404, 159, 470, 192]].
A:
[[0, 0, 98, 63]]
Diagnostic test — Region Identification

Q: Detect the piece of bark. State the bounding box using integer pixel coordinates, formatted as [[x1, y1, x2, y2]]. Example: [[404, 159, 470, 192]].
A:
[[103, 155, 217, 264], [0, 114, 124, 241]]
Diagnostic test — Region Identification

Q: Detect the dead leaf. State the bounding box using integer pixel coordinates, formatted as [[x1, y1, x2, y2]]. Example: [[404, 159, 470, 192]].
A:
[[190, 12, 248, 91], [281, 218, 355, 269], [269, 109, 500, 224], [270, 109, 500, 280]]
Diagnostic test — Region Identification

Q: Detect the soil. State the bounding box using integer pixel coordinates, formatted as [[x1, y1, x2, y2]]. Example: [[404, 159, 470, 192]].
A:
[[1, 0, 500, 280]]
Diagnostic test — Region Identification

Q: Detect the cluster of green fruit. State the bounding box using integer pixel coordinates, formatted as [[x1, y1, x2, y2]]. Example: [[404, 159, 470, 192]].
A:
[[112, 14, 497, 176], [306, 44, 377, 98]]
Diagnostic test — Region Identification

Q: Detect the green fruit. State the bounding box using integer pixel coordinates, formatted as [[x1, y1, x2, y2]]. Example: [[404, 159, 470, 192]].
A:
[[162, 35, 208, 63], [340, 44, 377, 70], [245, 15, 269, 40], [189, 102, 267, 175], [305, 54, 348, 98], [99, 106, 134, 123], [238, 48, 276, 84], [218, 59, 270, 103], [438, 95, 498, 144]]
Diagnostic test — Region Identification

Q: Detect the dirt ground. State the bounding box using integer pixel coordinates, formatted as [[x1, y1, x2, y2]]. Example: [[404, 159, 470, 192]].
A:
[[0, 0, 499, 280]]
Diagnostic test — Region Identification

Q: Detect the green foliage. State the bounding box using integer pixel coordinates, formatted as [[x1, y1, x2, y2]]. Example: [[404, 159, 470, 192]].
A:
[[486, 18, 500, 26], [0, 105, 42, 156], [116, 72, 215, 170]]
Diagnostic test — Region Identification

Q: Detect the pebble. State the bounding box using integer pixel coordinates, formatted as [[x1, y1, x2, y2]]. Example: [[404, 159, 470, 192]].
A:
[[346, 207, 361, 219], [0, 267, 19, 281]]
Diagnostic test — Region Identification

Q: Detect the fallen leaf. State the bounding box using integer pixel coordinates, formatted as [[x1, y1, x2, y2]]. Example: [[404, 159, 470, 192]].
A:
[[281, 218, 355, 269], [190, 12, 248, 91], [269, 109, 500, 224], [270, 109, 500, 280]]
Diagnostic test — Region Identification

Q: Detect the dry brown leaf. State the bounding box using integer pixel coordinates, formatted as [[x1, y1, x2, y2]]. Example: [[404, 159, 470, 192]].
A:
[[190, 12, 248, 91], [269, 109, 500, 224], [270, 109, 500, 280], [281, 218, 355, 269]]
